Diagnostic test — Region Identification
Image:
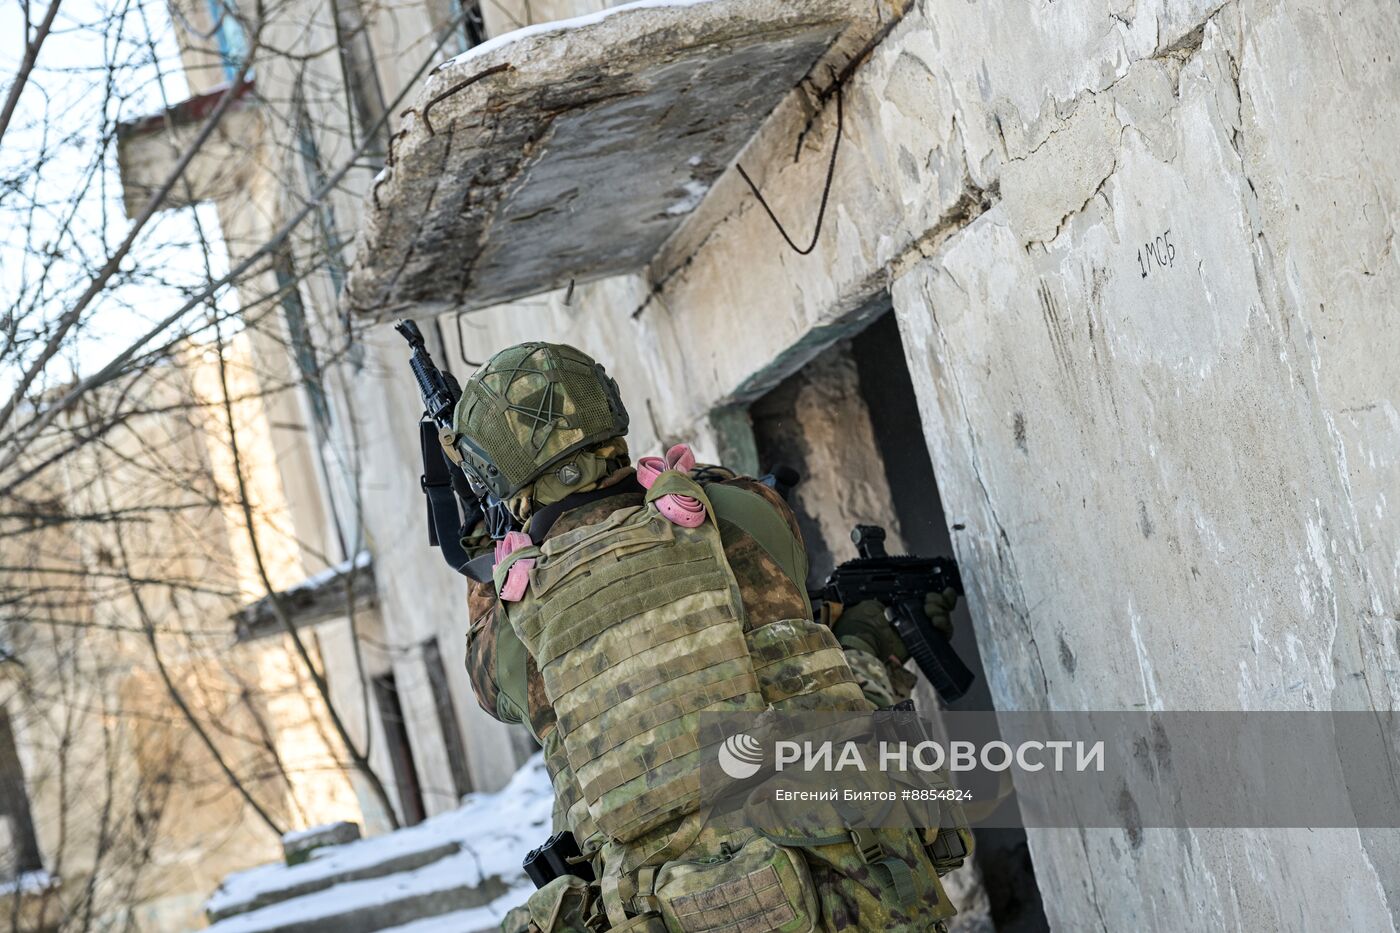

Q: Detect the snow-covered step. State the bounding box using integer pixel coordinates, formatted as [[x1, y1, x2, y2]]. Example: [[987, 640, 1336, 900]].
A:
[[204, 849, 516, 933], [207, 841, 461, 922], [202, 755, 552, 933], [375, 886, 532, 933]]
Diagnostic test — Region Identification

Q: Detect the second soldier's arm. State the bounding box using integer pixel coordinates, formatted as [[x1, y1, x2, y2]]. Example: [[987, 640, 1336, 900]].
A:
[[703, 471, 947, 710], [831, 590, 959, 708]]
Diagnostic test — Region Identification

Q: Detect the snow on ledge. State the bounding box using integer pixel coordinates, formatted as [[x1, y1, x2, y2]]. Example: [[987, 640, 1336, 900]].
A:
[[285, 549, 371, 596], [441, 0, 719, 71]]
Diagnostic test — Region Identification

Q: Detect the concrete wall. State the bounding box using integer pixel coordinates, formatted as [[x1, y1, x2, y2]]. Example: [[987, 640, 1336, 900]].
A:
[[883, 3, 1400, 927], [316, 612, 404, 832], [436, 0, 1400, 928]]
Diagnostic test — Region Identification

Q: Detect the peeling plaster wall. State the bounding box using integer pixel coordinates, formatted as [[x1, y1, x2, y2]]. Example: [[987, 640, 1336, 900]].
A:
[[436, 0, 1400, 927], [882, 3, 1400, 929]]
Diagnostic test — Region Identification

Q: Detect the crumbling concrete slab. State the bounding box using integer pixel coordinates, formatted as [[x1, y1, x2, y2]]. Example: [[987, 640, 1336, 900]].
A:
[[346, 0, 909, 319]]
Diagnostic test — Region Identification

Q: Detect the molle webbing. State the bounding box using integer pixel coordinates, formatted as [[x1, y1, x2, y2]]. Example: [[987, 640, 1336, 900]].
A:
[[747, 618, 868, 711], [507, 505, 765, 844], [525, 549, 730, 666], [544, 727, 600, 845]]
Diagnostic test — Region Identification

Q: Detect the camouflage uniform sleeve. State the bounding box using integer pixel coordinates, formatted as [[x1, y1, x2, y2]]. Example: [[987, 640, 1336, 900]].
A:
[[466, 575, 535, 726], [703, 473, 812, 626], [830, 600, 919, 708], [704, 472, 919, 707], [465, 580, 508, 721]]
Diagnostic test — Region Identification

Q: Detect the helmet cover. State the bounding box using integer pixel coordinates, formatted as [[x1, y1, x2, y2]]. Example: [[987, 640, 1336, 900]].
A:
[[452, 342, 628, 499]]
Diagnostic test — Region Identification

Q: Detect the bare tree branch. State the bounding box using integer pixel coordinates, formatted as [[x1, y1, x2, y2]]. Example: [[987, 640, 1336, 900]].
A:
[[0, 0, 64, 148], [0, 43, 259, 436]]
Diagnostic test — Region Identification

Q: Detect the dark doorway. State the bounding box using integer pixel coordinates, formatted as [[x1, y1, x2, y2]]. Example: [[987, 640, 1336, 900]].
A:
[[372, 674, 427, 826], [422, 637, 473, 798], [848, 311, 995, 714], [0, 707, 43, 880], [749, 306, 1048, 932]]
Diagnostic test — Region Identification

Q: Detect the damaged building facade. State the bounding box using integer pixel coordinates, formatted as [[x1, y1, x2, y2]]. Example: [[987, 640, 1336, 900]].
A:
[[117, 0, 1400, 929], [346, 0, 1400, 929]]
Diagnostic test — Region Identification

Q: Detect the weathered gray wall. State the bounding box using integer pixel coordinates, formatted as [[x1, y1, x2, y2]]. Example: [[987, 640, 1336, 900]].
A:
[[440, 0, 1400, 928], [886, 2, 1400, 928]]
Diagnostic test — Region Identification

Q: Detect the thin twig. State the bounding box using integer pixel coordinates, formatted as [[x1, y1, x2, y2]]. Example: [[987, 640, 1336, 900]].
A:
[[0, 0, 64, 149]]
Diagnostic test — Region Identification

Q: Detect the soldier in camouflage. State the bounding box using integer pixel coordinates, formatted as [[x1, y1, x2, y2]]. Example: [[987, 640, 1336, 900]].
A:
[[451, 342, 970, 932]]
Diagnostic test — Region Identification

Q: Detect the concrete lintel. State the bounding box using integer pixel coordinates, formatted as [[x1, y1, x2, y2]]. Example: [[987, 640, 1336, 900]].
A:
[[232, 561, 378, 642], [346, 0, 909, 320], [115, 81, 261, 217]]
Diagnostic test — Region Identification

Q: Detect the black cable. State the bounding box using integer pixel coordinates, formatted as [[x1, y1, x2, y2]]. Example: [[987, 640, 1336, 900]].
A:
[[455, 310, 484, 367], [734, 83, 844, 256]]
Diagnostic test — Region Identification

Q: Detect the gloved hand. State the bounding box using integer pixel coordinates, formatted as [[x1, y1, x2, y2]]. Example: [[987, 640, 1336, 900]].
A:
[[833, 588, 960, 661], [923, 588, 959, 641], [832, 600, 908, 663]]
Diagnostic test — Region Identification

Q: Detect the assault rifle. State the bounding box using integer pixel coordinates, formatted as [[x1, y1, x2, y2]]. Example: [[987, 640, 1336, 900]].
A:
[[395, 320, 488, 579], [397, 319, 459, 427], [815, 525, 975, 703]]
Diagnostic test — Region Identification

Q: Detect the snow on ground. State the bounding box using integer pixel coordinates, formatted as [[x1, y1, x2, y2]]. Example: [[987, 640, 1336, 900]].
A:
[[0, 870, 56, 897], [204, 754, 551, 927], [204, 849, 524, 933]]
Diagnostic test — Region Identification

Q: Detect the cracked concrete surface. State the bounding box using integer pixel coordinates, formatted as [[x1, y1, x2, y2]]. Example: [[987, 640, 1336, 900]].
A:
[[889, 2, 1400, 929], [345, 0, 905, 317]]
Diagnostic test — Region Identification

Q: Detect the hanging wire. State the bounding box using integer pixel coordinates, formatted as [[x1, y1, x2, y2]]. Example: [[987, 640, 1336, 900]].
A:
[[455, 310, 484, 367], [734, 82, 845, 256]]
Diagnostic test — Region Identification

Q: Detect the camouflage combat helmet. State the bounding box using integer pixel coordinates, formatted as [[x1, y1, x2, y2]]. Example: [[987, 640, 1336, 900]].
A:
[[452, 342, 628, 500]]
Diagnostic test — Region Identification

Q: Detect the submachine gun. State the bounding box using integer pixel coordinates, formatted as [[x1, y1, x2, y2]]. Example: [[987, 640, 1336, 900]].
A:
[[815, 524, 975, 703], [522, 831, 595, 889], [394, 320, 489, 580]]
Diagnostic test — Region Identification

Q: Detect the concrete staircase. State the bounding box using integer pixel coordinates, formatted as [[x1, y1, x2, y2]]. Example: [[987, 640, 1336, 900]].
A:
[[200, 757, 550, 933], [202, 845, 520, 933]]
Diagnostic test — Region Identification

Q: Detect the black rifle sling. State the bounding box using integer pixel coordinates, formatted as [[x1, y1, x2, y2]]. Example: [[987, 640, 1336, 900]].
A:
[[526, 474, 645, 544], [458, 475, 646, 586], [418, 420, 481, 578]]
